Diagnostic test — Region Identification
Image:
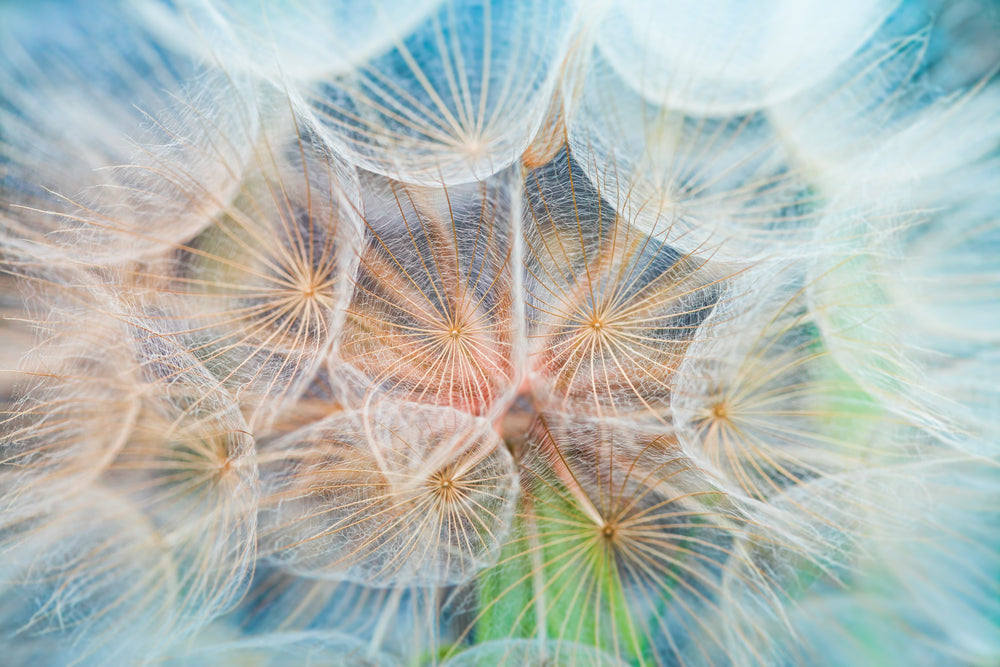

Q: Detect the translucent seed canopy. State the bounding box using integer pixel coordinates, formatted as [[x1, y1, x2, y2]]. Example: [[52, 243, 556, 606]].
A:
[[258, 402, 518, 586], [341, 171, 517, 414], [0, 1, 998, 665], [467, 415, 780, 664], [303, 0, 579, 185], [0, 0, 258, 261], [522, 150, 725, 419], [0, 305, 144, 526], [138, 0, 444, 82], [567, 52, 818, 262], [595, 0, 898, 115], [116, 103, 364, 427], [671, 274, 914, 502]]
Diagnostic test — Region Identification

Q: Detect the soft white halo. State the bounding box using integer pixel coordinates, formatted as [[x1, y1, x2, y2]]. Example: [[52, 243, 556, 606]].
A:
[[596, 0, 897, 115]]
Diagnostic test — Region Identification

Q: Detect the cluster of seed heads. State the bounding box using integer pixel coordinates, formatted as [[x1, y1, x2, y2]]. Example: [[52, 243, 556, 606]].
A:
[[1, 1, 999, 666]]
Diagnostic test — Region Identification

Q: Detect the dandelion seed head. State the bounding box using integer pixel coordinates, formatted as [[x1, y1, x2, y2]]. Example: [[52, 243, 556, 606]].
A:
[[1, 0, 999, 665]]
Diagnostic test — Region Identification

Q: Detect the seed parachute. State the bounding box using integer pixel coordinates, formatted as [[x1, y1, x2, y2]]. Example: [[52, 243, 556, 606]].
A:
[[1, 1, 998, 665]]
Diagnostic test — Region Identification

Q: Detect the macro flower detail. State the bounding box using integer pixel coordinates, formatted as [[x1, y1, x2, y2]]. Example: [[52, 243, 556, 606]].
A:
[[258, 404, 518, 586], [340, 174, 516, 414], [1, 1, 999, 666]]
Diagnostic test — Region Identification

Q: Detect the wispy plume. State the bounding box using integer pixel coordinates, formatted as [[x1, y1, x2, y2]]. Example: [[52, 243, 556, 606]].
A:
[[1, 1, 998, 665]]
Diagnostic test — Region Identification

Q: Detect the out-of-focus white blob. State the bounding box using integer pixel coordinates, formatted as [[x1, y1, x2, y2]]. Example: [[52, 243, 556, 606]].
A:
[[716, 459, 1000, 666], [0, 0, 257, 262], [258, 402, 518, 587], [0, 277, 145, 528], [771, 28, 1000, 196], [0, 490, 185, 666], [567, 53, 820, 263], [233, 569, 448, 662], [137, 0, 443, 82], [163, 630, 401, 666], [793, 49, 1000, 449], [303, 0, 579, 185], [857, 460, 1000, 665], [595, 0, 897, 115], [443, 639, 628, 666], [808, 159, 1000, 452]]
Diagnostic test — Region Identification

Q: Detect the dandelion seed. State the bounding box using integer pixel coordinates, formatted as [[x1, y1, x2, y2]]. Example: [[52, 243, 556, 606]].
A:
[[0, 306, 258, 664], [1, 0, 998, 665], [88, 90, 365, 428], [671, 272, 921, 503], [302, 0, 580, 184], [0, 0, 257, 261], [523, 149, 725, 420], [258, 402, 518, 587], [594, 0, 898, 115], [340, 172, 516, 414], [138, 0, 444, 82]]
